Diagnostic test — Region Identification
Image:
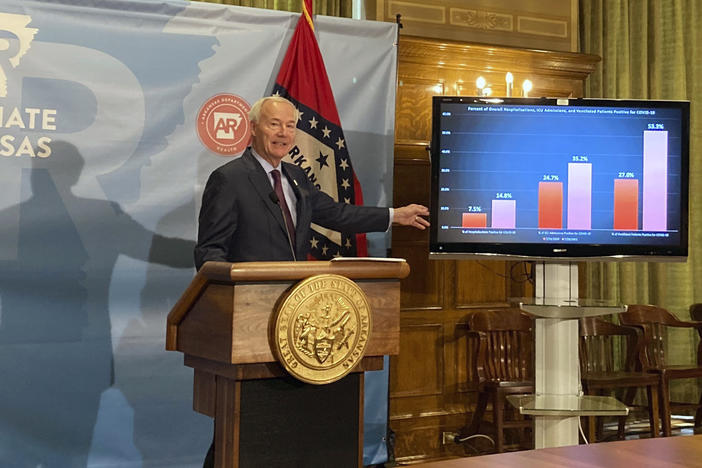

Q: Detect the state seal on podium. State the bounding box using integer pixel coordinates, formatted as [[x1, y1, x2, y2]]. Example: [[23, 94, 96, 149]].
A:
[[272, 274, 372, 384]]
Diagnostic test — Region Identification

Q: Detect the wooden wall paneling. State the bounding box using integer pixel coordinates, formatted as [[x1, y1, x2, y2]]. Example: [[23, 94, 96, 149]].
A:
[[396, 78, 441, 143], [390, 322, 444, 398], [509, 261, 536, 300], [393, 144, 431, 207], [389, 35, 598, 463], [453, 322, 474, 395], [391, 415, 444, 465], [389, 314, 481, 462], [454, 260, 510, 308], [394, 242, 443, 310], [391, 412, 472, 465], [393, 144, 441, 310]]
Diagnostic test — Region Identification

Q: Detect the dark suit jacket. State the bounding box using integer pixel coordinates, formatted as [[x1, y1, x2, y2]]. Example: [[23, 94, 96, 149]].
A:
[[194, 149, 389, 269]]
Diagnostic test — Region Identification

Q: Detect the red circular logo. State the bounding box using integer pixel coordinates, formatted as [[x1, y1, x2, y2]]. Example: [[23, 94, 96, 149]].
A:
[[197, 94, 251, 156]]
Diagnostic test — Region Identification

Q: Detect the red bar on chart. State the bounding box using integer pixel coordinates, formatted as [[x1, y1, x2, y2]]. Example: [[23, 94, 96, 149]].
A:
[[613, 179, 639, 230], [642, 130, 668, 231], [567, 163, 592, 230], [538, 182, 563, 229], [491, 200, 516, 229], [462, 213, 487, 228]]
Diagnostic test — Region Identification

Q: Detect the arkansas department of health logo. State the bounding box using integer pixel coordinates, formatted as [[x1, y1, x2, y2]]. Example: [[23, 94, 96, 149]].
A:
[[272, 274, 371, 385], [196, 93, 251, 155]]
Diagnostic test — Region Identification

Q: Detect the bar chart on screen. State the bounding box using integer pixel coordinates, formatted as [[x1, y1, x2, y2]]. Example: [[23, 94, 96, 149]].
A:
[[436, 104, 682, 248]]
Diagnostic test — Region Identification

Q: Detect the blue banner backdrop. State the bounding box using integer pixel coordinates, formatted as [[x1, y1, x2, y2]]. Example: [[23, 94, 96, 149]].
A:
[[0, 1, 397, 466]]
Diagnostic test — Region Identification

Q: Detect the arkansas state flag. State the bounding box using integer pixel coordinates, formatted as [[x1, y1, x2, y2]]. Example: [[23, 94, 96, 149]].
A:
[[274, 0, 368, 259]]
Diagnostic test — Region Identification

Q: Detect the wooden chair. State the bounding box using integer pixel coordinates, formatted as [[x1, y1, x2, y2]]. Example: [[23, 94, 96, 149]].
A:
[[579, 316, 663, 442], [620, 304, 702, 436], [688, 303, 702, 426], [459, 308, 534, 453]]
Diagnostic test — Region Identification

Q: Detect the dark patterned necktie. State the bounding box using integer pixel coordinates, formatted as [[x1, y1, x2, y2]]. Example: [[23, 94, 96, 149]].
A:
[[271, 169, 296, 246]]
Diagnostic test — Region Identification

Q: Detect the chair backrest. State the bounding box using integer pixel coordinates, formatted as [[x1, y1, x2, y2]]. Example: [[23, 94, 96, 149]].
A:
[[579, 316, 643, 374], [689, 304, 702, 364], [620, 304, 679, 369], [467, 308, 533, 383], [690, 303, 702, 322]]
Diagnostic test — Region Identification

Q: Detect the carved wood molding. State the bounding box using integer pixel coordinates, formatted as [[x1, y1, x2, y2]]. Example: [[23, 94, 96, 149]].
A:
[[449, 8, 514, 32], [398, 35, 600, 78]]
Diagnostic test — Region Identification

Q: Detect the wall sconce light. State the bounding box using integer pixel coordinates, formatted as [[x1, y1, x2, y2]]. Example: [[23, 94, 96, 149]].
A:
[[505, 72, 513, 97], [476, 76, 486, 96], [522, 79, 533, 97]]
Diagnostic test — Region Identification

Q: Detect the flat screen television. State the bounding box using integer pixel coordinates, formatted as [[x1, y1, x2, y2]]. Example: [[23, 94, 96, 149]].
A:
[[429, 97, 690, 261]]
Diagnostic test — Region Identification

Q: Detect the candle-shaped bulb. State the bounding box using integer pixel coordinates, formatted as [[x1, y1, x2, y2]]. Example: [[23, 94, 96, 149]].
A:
[[505, 72, 513, 97], [522, 79, 533, 97], [476, 76, 486, 92]]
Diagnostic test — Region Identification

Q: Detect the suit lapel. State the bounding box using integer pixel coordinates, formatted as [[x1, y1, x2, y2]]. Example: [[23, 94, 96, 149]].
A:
[[243, 151, 288, 236], [282, 163, 306, 253]]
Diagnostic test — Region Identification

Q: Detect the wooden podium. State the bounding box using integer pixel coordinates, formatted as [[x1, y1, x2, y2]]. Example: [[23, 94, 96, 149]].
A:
[[166, 259, 408, 468]]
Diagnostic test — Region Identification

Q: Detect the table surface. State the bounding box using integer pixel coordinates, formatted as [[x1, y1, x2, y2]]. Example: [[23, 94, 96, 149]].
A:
[[413, 434, 702, 468], [506, 394, 628, 416]]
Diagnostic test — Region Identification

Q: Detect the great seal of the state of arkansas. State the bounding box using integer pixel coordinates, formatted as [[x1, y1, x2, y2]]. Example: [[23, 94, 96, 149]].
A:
[[272, 274, 371, 385]]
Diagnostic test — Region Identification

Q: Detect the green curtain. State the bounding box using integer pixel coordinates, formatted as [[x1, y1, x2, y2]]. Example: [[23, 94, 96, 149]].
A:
[[191, 0, 353, 18], [580, 0, 702, 403]]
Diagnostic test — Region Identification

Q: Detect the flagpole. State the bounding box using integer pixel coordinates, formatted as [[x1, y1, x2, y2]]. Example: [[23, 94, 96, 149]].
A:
[[395, 13, 402, 67], [394, 13, 402, 118], [302, 0, 314, 31]]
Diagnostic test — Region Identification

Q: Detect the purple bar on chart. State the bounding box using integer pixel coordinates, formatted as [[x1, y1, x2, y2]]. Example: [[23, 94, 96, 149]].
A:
[[491, 199, 516, 228], [642, 130, 668, 231], [566, 163, 592, 230]]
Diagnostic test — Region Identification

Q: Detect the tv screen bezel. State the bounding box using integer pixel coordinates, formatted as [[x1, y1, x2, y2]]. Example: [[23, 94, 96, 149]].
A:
[[428, 96, 690, 262]]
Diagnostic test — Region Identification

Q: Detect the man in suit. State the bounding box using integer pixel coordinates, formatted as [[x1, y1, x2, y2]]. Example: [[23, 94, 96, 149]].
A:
[[194, 95, 429, 270], [196, 96, 428, 467]]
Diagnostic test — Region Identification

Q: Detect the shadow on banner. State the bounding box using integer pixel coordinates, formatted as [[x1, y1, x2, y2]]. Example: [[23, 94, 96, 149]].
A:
[[0, 141, 194, 466]]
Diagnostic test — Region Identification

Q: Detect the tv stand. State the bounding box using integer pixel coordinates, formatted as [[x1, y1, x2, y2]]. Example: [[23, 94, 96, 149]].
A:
[[511, 262, 627, 448]]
